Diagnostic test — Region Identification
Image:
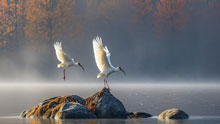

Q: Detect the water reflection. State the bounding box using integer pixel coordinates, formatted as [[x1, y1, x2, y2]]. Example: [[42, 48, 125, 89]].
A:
[[3, 116, 220, 124], [157, 119, 186, 124], [23, 118, 127, 124]]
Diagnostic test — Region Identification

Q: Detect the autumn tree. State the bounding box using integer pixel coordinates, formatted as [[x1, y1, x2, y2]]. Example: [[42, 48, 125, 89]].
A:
[[130, 0, 152, 20], [0, 0, 25, 49], [0, 0, 8, 48], [25, 0, 82, 45], [128, 0, 153, 32], [153, 0, 188, 35], [84, 0, 128, 26]]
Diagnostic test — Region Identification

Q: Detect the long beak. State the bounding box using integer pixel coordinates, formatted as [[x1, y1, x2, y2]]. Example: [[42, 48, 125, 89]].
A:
[[120, 68, 126, 76], [78, 63, 85, 71]]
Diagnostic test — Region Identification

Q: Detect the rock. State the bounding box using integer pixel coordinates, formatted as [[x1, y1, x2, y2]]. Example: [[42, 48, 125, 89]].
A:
[[20, 111, 26, 118], [21, 88, 154, 119], [85, 88, 127, 118], [55, 102, 96, 119], [40, 95, 85, 106], [158, 108, 189, 120], [129, 112, 152, 118], [20, 95, 93, 119]]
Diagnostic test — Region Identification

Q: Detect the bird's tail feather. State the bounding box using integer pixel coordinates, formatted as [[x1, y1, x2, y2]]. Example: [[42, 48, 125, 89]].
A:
[[97, 73, 105, 78], [57, 64, 64, 68]]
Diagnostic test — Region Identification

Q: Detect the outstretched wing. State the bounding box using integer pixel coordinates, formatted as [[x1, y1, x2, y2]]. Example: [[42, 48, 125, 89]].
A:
[[93, 36, 110, 72], [104, 46, 114, 68], [54, 42, 71, 63]]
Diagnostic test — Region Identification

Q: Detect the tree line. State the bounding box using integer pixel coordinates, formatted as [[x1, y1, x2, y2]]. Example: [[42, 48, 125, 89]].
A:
[[0, 0, 81, 51]]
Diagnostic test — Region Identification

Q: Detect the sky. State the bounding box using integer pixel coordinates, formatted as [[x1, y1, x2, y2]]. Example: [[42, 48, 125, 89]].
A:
[[0, 0, 220, 82]]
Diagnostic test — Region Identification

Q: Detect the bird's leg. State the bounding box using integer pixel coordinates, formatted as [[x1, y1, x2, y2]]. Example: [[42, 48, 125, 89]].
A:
[[104, 78, 106, 89], [63, 69, 66, 80], [106, 79, 111, 90]]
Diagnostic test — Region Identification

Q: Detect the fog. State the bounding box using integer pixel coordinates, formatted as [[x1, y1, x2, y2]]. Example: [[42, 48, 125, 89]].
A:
[[0, 0, 220, 83], [1, 82, 220, 116]]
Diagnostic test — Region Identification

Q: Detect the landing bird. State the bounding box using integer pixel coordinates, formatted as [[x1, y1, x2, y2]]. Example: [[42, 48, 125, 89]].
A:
[[92, 36, 126, 89], [54, 42, 85, 80]]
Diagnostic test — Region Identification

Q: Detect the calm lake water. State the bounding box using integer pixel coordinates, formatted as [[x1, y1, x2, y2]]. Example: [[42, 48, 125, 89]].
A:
[[0, 82, 220, 124]]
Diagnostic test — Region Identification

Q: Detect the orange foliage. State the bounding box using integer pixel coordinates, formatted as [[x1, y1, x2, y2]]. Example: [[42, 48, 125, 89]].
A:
[[24, 0, 82, 44], [129, 0, 152, 30], [0, 0, 24, 48], [130, 0, 152, 16], [154, 0, 188, 35]]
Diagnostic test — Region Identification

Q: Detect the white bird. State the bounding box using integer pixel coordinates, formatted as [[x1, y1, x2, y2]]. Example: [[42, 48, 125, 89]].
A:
[[54, 42, 85, 80], [93, 36, 126, 89]]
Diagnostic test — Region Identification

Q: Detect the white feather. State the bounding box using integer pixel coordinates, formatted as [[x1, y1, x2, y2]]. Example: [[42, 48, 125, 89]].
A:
[[104, 46, 114, 68], [93, 36, 111, 73], [54, 42, 72, 65]]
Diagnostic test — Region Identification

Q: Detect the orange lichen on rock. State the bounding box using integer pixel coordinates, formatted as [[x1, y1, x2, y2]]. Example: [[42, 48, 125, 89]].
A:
[[21, 88, 129, 119], [85, 88, 107, 112], [86, 101, 96, 113], [21, 95, 85, 119], [25, 105, 39, 118], [43, 102, 64, 118]]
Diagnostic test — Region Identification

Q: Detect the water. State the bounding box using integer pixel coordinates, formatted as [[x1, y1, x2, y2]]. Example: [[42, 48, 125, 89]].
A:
[[0, 82, 220, 124]]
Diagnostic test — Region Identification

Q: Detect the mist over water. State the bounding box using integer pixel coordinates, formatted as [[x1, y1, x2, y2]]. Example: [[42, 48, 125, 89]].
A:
[[0, 82, 220, 115], [0, 83, 220, 124]]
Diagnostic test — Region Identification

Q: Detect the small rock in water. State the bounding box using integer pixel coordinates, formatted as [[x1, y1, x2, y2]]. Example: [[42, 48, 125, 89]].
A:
[[20, 111, 26, 118], [158, 108, 189, 120], [129, 112, 152, 118], [85, 88, 127, 118]]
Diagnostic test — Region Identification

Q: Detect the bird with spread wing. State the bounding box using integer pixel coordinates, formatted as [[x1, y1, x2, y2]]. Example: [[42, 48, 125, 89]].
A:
[[54, 42, 85, 80], [93, 36, 126, 89]]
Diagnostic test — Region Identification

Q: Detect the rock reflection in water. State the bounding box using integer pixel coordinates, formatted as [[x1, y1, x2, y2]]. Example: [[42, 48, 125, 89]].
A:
[[24, 118, 127, 124]]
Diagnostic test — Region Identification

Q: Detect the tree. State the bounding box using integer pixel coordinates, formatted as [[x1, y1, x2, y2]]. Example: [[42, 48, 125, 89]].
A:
[[84, 0, 127, 26], [25, 0, 82, 45], [0, 0, 25, 49], [153, 0, 188, 35], [129, 0, 153, 31], [130, 0, 152, 18]]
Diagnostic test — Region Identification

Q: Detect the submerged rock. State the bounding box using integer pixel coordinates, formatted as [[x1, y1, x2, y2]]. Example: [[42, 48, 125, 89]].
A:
[[129, 112, 152, 118], [158, 108, 189, 120], [85, 88, 127, 118], [20, 95, 96, 119]]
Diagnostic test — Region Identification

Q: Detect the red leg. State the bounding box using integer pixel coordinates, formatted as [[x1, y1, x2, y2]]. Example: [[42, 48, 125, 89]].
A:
[[63, 69, 66, 80], [104, 78, 106, 88], [106, 79, 110, 90]]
